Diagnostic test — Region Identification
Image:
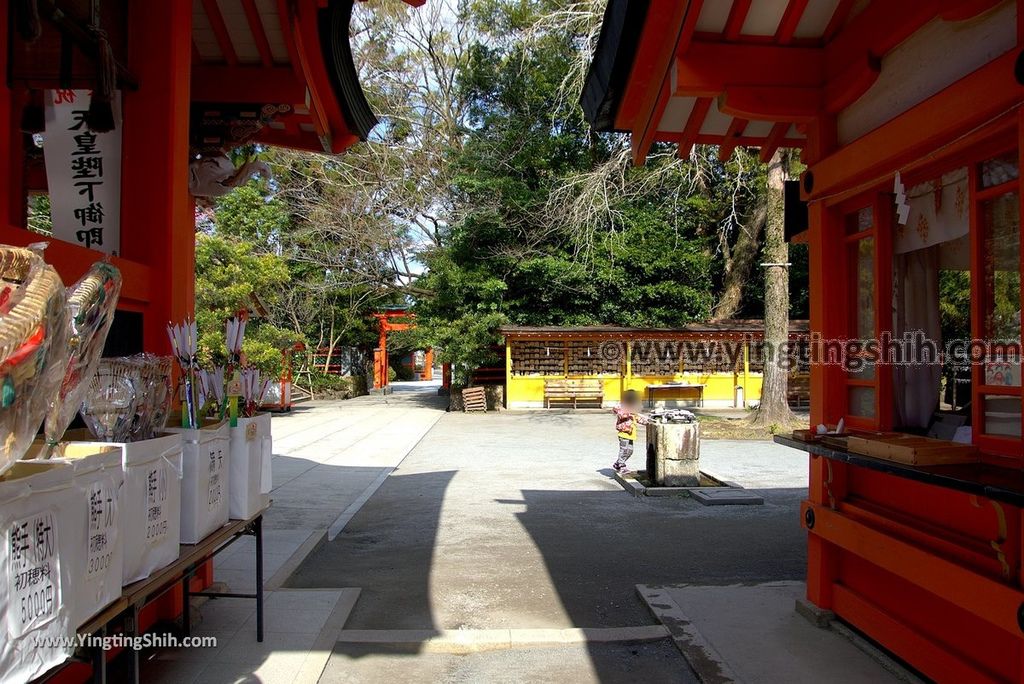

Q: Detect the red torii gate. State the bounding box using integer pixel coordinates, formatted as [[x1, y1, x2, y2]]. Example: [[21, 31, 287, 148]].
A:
[[372, 311, 447, 390]]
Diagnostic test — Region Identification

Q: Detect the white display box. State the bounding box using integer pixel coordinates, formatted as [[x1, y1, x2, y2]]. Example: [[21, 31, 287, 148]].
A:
[[229, 413, 272, 519], [62, 445, 125, 628], [0, 461, 76, 683], [69, 433, 185, 585], [59, 431, 184, 585], [167, 421, 230, 544]]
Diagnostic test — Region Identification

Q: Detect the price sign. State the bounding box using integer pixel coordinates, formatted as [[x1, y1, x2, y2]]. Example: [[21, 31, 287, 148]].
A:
[[145, 466, 169, 545], [7, 510, 60, 637], [207, 447, 224, 511], [86, 481, 117, 579]]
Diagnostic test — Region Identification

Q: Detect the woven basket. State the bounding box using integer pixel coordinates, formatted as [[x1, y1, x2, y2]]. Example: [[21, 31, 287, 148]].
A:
[[0, 246, 68, 470]]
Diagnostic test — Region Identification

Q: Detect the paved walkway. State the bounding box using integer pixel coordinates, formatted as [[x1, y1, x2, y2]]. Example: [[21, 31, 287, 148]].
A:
[[637, 582, 911, 684], [143, 395, 903, 683], [142, 382, 446, 684], [287, 412, 808, 682]]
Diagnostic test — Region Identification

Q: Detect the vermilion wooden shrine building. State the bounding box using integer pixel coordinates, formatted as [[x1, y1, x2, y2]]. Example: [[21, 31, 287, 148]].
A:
[[2, 0, 422, 352], [1, 1, 417, 679], [584, 0, 1024, 681]]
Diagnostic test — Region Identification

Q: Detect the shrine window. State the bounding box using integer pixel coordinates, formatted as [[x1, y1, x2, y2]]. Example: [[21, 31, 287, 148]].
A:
[[971, 149, 1023, 458], [843, 204, 880, 428], [891, 167, 971, 436]]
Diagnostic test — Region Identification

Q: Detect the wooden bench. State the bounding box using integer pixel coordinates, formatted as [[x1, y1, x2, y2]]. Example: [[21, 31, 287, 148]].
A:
[[544, 379, 604, 408], [787, 373, 811, 407]]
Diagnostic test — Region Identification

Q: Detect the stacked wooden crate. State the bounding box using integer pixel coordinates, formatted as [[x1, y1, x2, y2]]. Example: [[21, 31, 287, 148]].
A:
[[462, 386, 488, 412]]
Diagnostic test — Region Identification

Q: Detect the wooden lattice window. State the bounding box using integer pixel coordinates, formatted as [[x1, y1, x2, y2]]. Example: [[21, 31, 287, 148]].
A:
[[510, 340, 565, 376], [631, 340, 678, 376], [567, 340, 621, 376], [679, 338, 745, 374]]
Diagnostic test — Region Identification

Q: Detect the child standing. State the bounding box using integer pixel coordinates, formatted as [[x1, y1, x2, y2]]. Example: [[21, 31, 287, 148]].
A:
[[612, 390, 649, 473]]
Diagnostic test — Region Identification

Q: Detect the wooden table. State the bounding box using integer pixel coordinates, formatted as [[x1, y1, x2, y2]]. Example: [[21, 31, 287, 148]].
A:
[[645, 383, 705, 408], [68, 510, 267, 684]]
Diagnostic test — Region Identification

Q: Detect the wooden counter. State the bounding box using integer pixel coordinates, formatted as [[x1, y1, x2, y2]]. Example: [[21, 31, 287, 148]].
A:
[[776, 435, 1024, 683], [775, 436, 1024, 506]]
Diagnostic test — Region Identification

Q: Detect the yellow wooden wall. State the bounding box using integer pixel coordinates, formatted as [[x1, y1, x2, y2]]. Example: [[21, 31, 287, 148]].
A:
[[504, 338, 764, 408]]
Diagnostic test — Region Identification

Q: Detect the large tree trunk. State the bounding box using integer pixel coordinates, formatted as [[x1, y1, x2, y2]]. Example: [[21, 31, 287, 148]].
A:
[[711, 204, 766, 321], [751, 150, 796, 426], [322, 317, 335, 373]]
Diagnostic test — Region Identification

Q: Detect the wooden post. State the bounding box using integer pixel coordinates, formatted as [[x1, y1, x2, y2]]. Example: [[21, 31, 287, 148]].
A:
[[804, 115, 842, 611], [625, 340, 633, 394], [6, 90, 27, 231], [376, 321, 388, 389], [505, 340, 512, 407], [120, 0, 194, 353], [743, 340, 749, 408]]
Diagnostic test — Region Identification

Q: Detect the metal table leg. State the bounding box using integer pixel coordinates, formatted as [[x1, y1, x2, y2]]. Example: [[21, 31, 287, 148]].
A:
[[182, 571, 192, 637], [127, 603, 141, 684], [255, 515, 264, 642], [91, 625, 107, 684]]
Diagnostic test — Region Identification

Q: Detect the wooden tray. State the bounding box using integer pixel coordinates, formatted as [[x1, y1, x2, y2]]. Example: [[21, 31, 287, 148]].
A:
[[791, 429, 822, 443], [847, 434, 978, 466], [820, 435, 850, 451]]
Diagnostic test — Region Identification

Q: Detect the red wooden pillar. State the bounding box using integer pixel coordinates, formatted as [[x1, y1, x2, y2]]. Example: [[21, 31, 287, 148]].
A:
[[6, 90, 28, 231], [423, 348, 434, 380], [0, 7, 14, 229], [120, 0, 194, 354], [119, 0, 211, 633], [803, 116, 845, 610], [376, 322, 390, 389]]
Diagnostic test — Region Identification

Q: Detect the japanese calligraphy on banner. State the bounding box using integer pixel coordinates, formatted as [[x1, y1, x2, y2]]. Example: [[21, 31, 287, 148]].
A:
[[145, 465, 170, 546], [208, 448, 224, 512], [7, 510, 61, 638], [86, 481, 118, 579], [43, 89, 122, 255]]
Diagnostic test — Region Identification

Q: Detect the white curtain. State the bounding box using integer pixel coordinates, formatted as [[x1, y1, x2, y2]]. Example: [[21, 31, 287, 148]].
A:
[[893, 245, 942, 428]]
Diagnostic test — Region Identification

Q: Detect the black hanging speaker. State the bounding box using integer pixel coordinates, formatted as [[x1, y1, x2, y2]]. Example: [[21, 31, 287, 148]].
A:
[[784, 179, 809, 242]]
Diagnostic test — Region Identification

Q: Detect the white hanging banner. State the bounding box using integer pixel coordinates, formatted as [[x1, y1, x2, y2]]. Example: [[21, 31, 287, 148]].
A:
[[894, 167, 969, 255], [43, 89, 122, 255]]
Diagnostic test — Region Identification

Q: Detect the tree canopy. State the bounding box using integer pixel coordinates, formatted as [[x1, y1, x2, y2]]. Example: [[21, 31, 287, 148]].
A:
[[195, 0, 809, 389]]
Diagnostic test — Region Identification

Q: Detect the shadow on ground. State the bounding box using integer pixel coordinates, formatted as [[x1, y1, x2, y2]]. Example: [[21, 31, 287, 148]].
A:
[[285, 410, 808, 683]]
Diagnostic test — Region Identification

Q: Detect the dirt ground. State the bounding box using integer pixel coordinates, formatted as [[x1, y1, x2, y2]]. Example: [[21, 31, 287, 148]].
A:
[[695, 413, 808, 440]]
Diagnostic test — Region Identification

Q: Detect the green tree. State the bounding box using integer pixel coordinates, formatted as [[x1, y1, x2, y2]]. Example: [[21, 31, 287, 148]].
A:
[[194, 232, 294, 376], [409, 0, 725, 381]]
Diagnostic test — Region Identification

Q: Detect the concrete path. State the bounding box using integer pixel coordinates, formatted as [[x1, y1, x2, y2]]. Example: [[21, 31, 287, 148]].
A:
[[141, 382, 447, 684], [144, 399, 883, 684], [216, 383, 447, 594], [288, 411, 809, 682], [141, 589, 361, 684], [638, 582, 918, 684]]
